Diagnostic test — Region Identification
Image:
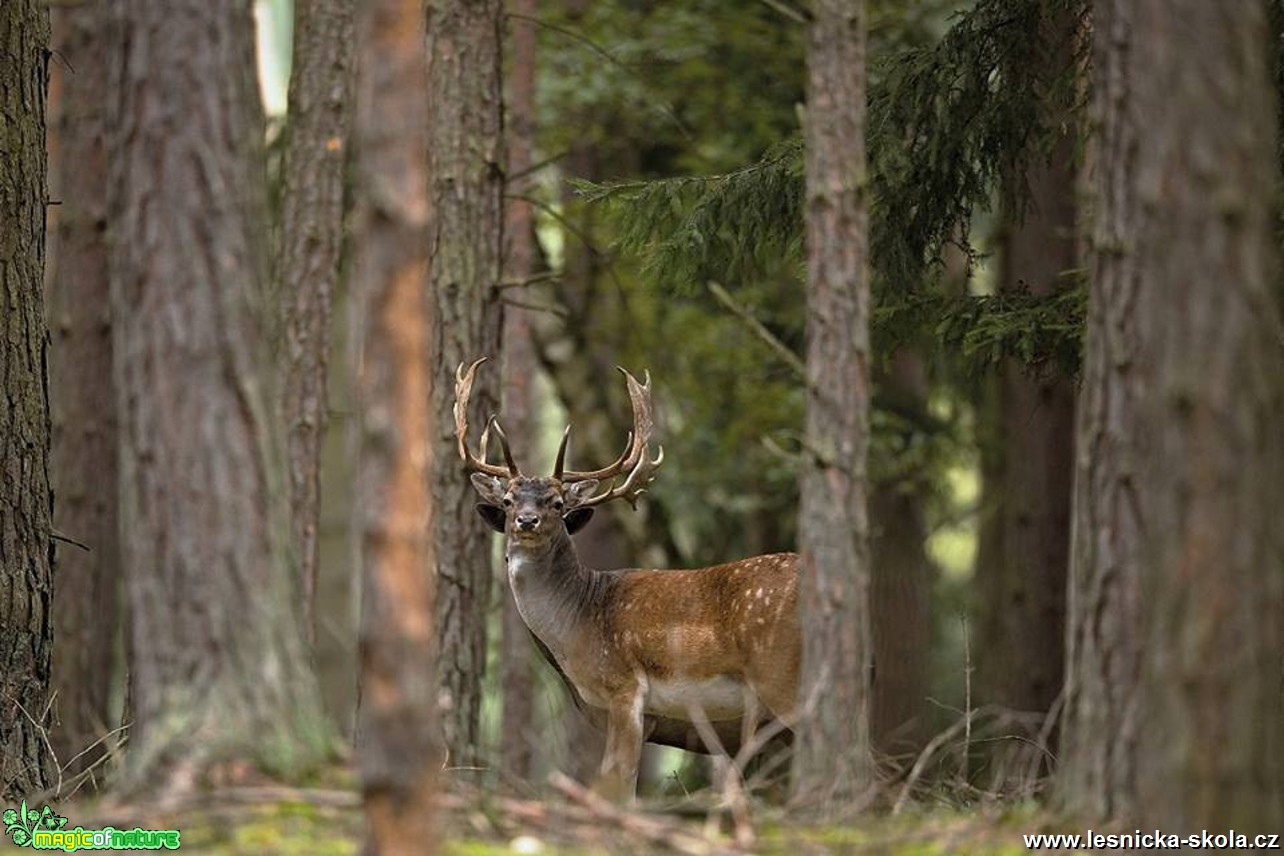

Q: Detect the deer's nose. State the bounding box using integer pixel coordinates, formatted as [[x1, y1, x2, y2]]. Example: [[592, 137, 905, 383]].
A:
[[515, 513, 539, 531]]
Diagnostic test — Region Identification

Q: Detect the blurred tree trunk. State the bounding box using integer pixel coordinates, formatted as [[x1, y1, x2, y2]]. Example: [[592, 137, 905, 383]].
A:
[[974, 129, 1076, 720], [792, 0, 874, 809], [279, 0, 356, 639], [499, 0, 539, 784], [869, 352, 932, 761], [353, 6, 441, 838], [534, 138, 614, 787], [425, 0, 506, 773], [351, 0, 431, 751], [110, 0, 333, 795], [0, 0, 54, 802], [1061, 1, 1284, 828], [47, 1, 121, 782]]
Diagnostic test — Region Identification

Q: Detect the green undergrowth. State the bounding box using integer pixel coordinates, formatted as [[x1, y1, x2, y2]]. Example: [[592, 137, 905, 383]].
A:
[[42, 788, 1056, 854]]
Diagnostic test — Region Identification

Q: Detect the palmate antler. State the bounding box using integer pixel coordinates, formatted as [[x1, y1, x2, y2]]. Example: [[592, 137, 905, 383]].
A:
[[454, 357, 663, 507]]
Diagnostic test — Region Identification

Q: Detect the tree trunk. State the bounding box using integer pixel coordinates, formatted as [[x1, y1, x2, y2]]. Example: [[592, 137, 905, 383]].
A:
[[424, 0, 506, 773], [869, 352, 932, 760], [353, 28, 441, 843], [0, 0, 54, 802], [279, 0, 356, 639], [47, 0, 121, 783], [1125, 1, 1283, 830], [792, 0, 874, 810], [499, 0, 539, 785], [1060, 1, 1284, 829], [110, 0, 333, 796], [974, 132, 1076, 720], [350, 0, 432, 773]]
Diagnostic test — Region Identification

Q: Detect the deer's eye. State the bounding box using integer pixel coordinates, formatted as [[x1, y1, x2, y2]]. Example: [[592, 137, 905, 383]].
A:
[[552, 498, 564, 512], [502, 497, 513, 508]]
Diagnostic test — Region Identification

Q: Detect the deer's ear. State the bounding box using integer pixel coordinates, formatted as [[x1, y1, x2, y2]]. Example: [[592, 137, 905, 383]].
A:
[[475, 504, 507, 533], [563, 479, 600, 508], [470, 473, 507, 504], [562, 507, 594, 535]]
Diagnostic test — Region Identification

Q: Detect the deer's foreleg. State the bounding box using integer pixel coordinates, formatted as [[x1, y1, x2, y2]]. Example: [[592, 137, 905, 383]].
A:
[[595, 688, 644, 801]]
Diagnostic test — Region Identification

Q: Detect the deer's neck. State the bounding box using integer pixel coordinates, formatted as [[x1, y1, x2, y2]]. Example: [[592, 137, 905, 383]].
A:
[[505, 533, 602, 656]]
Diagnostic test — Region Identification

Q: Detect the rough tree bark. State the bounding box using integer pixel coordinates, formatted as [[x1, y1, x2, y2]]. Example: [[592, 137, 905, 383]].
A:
[[47, 1, 121, 781], [974, 131, 1076, 720], [353, 13, 441, 840], [424, 0, 506, 772], [1061, 1, 1284, 829], [110, 0, 332, 795], [499, 0, 539, 784], [792, 0, 874, 810], [0, 0, 54, 802], [279, 0, 356, 638]]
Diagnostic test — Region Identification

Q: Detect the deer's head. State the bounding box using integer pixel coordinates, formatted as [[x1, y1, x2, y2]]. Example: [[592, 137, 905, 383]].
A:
[[454, 358, 663, 547]]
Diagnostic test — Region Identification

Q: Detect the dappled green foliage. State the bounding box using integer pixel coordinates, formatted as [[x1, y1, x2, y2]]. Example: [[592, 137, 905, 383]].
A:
[[874, 281, 1086, 378], [575, 0, 1086, 376], [870, 0, 1083, 292]]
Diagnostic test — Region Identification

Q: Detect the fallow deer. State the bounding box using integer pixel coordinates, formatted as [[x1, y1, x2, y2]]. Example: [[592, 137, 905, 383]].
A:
[[455, 358, 801, 798]]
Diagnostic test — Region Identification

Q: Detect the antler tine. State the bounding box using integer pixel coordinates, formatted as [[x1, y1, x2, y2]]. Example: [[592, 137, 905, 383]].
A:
[[559, 367, 655, 483], [552, 425, 571, 481], [453, 357, 518, 479], [488, 416, 520, 477], [579, 443, 665, 509]]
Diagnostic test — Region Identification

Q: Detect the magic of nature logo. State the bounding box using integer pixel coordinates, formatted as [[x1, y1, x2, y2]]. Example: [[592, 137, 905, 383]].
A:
[[3, 801, 180, 851]]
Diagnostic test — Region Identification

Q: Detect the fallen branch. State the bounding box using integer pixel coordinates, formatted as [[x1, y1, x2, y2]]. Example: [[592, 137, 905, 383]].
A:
[[550, 772, 729, 856]]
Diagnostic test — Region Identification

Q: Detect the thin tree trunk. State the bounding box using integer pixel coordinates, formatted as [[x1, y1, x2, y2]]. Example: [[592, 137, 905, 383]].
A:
[[47, 1, 121, 782], [1061, 1, 1284, 829], [792, 0, 874, 811], [869, 352, 932, 761], [349, 0, 433, 775], [499, 0, 539, 785], [424, 0, 506, 773], [354, 73, 441, 856], [0, 0, 54, 802], [533, 139, 624, 785], [279, 0, 357, 639], [110, 0, 333, 796], [974, 132, 1076, 720]]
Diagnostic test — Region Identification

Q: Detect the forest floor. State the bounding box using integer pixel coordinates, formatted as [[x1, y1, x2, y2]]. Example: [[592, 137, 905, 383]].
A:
[[50, 772, 1055, 854]]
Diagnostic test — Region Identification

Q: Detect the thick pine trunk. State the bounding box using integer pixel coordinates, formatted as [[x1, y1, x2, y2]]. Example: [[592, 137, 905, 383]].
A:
[[424, 0, 506, 772], [499, 0, 539, 785], [1061, 1, 1284, 828], [792, 0, 874, 810], [974, 134, 1076, 720], [279, 0, 356, 639], [47, 1, 121, 781], [1124, 2, 1284, 830], [110, 0, 332, 795], [0, 0, 54, 802]]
